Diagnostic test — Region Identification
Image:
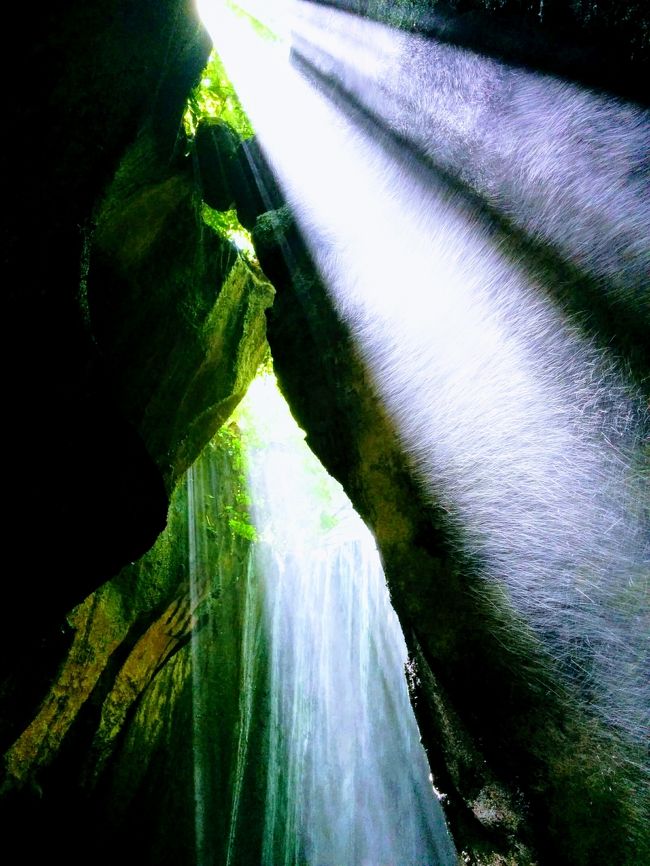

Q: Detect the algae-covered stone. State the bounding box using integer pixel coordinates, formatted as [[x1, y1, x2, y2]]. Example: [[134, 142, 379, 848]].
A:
[[88, 130, 274, 490]]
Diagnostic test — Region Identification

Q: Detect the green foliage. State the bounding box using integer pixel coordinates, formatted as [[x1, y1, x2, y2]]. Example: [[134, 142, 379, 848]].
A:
[[320, 512, 340, 532], [212, 425, 258, 541], [184, 50, 254, 140], [226, 0, 283, 43], [224, 506, 258, 541], [201, 203, 256, 260], [214, 423, 247, 473]]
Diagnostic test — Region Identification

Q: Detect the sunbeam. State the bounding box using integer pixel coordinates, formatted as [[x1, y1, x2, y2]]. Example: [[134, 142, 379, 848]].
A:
[[196, 0, 648, 757]]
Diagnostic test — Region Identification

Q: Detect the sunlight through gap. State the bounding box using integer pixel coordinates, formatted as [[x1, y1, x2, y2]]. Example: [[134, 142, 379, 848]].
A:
[[195, 0, 649, 757]]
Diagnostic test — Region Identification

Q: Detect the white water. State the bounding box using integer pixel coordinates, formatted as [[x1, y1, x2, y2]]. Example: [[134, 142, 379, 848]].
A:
[[187, 376, 457, 864], [188, 463, 208, 864], [260, 538, 455, 866], [240, 374, 457, 866], [225, 552, 263, 866]]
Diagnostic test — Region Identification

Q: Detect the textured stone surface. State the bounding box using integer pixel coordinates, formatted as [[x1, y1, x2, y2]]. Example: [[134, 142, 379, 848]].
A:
[[88, 129, 274, 490], [3, 0, 212, 639], [1, 1, 648, 864], [0, 433, 261, 866]]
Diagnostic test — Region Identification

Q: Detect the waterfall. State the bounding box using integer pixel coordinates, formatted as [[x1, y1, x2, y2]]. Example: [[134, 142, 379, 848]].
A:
[[259, 537, 456, 866], [188, 375, 456, 864], [188, 439, 269, 866], [226, 552, 264, 866], [188, 462, 208, 864], [242, 374, 457, 866]]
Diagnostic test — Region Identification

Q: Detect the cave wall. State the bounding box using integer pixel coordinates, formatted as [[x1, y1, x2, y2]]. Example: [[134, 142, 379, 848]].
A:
[[3, 0, 212, 640], [0, 429, 268, 866], [86, 127, 274, 490], [1, 1, 648, 865], [2, 0, 276, 642], [330, 0, 650, 103], [2, 0, 274, 856]]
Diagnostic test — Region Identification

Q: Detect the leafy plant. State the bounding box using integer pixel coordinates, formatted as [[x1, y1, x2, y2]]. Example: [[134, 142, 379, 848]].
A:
[[201, 203, 256, 260], [223, 505, 258, 542], [226, 0, 283, 44], [184, 50, 254, 140], [213, 425, 258, 541]]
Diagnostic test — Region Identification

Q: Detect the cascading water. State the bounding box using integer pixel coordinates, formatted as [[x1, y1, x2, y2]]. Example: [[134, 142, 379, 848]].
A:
[[249, 377, 455, 866], [241, 375, 456, 866], [188, 434, 269, 866], [188, 373, 457, 865], [259, 537, 455, 866]]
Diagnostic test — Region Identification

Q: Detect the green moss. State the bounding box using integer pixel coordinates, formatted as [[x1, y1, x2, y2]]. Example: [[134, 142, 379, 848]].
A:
[[184, 49, 254, 140], [207, 426, 258, 542], [88, 129, 274, 491], [202, 203, 256, 261]]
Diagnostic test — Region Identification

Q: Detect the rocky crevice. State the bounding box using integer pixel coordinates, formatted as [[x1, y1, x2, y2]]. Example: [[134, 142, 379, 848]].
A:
[[1, 2, 648, 864]]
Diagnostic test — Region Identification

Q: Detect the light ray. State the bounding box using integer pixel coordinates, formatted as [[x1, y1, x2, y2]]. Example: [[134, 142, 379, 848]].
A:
[[197, 0, 649, 771]]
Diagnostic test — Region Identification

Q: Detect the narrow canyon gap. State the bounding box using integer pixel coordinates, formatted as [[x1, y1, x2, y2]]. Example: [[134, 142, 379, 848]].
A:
[[0, 2, 648, 865]]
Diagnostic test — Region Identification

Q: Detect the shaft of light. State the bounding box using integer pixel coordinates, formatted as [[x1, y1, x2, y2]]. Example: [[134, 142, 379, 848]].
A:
[[197, 0, 649, 762]]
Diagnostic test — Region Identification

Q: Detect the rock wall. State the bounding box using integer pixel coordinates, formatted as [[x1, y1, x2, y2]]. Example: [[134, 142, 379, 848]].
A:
[[1, 1, 648, 865], [87, 128, 274, 490], [252, 204, 648, 866], [3, 0, 212, 639], [0, 430, 265, 866]]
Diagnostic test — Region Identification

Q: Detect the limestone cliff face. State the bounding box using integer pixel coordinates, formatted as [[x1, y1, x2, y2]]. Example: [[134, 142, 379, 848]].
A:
[[1, 2, 648, 866], [87, 129, 274, 490], [0, 431, 265, 866]]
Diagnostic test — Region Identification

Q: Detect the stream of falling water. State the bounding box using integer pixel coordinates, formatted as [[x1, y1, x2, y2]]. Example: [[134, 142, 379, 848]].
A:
[[241, 374, 456, 866], [259, 537, 455, 866], [189, 373, 457, 865]]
